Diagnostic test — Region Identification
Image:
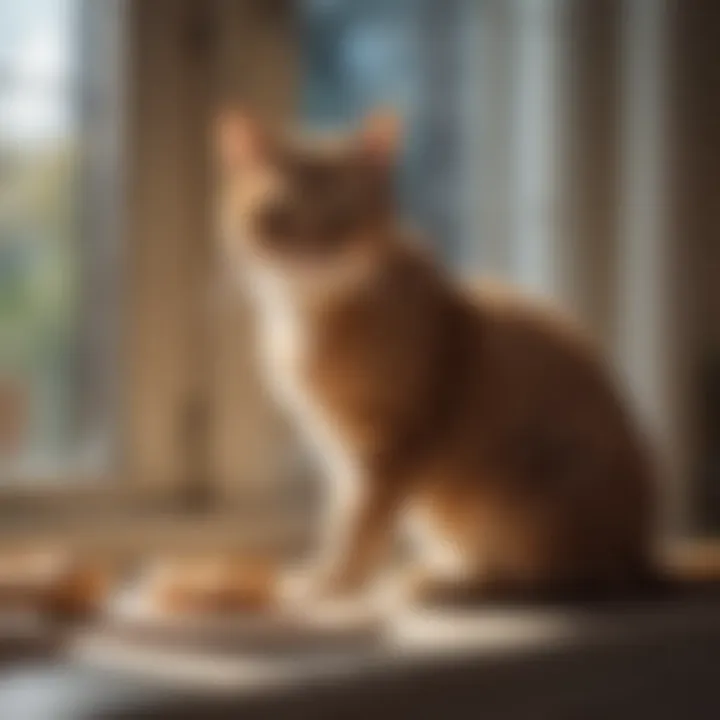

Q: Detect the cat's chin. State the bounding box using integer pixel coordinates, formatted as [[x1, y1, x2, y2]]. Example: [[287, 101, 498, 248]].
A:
[[243, 248, 383, 304]]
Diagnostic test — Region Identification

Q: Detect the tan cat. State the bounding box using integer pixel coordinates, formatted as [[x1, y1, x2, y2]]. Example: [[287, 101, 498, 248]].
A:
[[215, 109, 656, 605]]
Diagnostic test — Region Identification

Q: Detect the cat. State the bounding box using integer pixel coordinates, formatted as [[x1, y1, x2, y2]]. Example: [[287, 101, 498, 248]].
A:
[[214, 109, 657, 606]]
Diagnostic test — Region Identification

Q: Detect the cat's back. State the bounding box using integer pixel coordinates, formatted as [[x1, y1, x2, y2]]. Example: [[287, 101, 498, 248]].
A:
[[463, 277, 597, 359], [457, 277, 648, 465], [461, 277, 611, 396]]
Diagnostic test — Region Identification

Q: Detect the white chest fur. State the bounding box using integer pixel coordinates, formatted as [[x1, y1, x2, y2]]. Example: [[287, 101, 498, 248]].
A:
[[248, 272, 361, 505]]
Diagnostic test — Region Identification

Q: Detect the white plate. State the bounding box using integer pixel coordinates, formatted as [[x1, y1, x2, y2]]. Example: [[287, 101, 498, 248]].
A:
[[95, 585, 385, 654]]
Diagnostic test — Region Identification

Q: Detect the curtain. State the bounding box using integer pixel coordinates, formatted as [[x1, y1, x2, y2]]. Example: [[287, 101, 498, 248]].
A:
[[466, 0, 697, 535]]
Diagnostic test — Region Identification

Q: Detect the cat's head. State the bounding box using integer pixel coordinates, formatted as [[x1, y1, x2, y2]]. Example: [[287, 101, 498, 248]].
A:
[[214, 109, 401, 293]]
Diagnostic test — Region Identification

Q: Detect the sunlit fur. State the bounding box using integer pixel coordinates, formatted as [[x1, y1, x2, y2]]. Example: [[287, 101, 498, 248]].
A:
[[216, 111, 656, 605]]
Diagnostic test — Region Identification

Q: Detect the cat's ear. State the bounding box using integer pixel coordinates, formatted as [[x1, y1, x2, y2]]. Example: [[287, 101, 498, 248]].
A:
[[357, 109, 402, 164], [214, 109, 270, 171]]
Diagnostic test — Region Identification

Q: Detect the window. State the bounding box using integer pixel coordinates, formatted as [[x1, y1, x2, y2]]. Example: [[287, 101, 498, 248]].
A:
[[0, 0, 125, 483], [0, 0, 696, 548]]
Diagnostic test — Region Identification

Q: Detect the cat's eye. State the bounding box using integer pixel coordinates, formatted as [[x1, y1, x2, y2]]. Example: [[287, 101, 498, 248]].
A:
[[296, 163, 333, 193], [322, 203, 356, 235], [255, 201, 297, 241]]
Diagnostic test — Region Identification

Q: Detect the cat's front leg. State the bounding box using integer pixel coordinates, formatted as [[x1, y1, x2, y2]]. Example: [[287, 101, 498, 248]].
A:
[[319, 477, 401, 597], [282, 477, 400, 604]]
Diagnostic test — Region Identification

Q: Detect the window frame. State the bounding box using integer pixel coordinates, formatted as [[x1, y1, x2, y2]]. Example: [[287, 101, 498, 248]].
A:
[[0, 0, 215, 519], [0, 0, 299, 545]]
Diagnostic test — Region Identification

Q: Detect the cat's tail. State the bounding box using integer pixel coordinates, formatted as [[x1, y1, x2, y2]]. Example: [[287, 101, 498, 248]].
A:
[[409, 563, 720, 610], [648, 554, 720, 601]]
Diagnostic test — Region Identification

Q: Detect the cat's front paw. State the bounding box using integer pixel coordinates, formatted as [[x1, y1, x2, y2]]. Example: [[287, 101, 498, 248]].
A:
[[276, 565, 365, 609], [314, 572, 365, 602], [275, 566, 318, 609]]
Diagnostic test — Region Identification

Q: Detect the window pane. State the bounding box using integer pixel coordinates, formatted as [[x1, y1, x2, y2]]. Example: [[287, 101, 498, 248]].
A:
[[0, 0, 124, 481]]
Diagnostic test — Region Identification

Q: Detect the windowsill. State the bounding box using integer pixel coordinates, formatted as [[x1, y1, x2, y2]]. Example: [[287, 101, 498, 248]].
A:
[[0, 502, 310, 558], [0, 487, 719, 571], [4, 590, 720, 719]]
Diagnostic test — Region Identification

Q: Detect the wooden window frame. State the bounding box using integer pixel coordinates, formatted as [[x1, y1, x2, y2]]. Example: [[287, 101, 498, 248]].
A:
[[0, 0, 297, 547]]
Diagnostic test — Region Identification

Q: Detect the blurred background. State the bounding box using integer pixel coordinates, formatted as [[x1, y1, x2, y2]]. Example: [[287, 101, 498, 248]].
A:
[[0, 0, 719, 553], [2, 2, 720, 717]]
